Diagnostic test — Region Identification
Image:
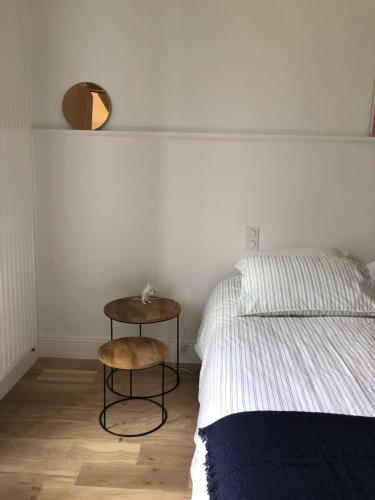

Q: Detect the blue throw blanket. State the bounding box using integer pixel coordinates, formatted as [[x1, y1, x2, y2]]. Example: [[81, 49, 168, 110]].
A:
[[199, 411, 375, 500]]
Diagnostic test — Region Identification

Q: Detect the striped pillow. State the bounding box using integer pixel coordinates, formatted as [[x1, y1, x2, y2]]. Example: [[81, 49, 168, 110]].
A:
[[235, 255, 375, 317]]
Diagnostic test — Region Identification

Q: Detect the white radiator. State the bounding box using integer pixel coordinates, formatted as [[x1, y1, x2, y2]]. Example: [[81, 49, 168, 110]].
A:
[[0, 0, 38, 383]]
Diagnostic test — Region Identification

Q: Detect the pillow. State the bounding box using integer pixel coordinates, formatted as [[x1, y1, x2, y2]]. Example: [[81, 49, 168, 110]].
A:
[[235, 255, 375, 317], [259, 247, 343, 257]]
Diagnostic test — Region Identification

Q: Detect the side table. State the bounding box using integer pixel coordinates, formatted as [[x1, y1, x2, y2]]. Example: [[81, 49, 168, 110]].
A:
[[103, 296, 181, 396]]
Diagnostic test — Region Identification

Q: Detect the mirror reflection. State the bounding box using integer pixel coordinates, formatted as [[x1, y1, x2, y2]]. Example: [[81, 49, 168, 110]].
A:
[[62, 82, 111, 130]]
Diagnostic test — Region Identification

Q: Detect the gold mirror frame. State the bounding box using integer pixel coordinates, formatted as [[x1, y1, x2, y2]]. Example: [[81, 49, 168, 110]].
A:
[[62, 82, 111, 130]]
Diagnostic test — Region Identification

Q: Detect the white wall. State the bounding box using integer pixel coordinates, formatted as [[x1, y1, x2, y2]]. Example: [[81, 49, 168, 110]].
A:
[[34, 130, 375, 361], [31, 0, 375, 135], [30, 0, 375, 362], [0, 0, 39, 397]]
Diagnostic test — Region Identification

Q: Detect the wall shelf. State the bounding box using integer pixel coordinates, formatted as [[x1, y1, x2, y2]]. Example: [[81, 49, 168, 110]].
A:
[[32, 127, 375, 144]]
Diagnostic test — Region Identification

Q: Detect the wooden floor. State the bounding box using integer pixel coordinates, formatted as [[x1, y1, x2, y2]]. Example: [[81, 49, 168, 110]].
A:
[[0, 358, 199, 500]]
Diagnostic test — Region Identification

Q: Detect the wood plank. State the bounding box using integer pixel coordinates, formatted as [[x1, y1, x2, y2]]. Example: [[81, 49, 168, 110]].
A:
[[37, 369, 97, 383], [0, 419, 196, 447], [0, 404, 96, 421], [0, 436, 79, 477], [0, 418, 100, 439], [0, 474, 41, 500], [34, 358, 100, 371], [0, 435, 139, 466], [68, 439, 141, 464], [0, 473, 74, 500], [137, 443, 194, 467], [76, 463, 190, 491], [38, 483, 191, 500], [2, 381, 100, 407]]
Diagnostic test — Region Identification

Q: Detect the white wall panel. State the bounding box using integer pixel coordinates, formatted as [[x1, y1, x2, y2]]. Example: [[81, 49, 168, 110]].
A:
[[0, 0, 38, 385]]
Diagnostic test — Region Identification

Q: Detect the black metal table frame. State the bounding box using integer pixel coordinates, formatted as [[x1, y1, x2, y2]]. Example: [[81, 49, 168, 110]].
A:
[[99, 362, 168, 437], [107, 315, 179, 398]]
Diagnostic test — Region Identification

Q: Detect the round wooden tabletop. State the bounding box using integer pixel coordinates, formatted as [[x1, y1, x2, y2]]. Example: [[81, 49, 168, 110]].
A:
[[98, 336, 169, 370], [104, 297, 181, 324]]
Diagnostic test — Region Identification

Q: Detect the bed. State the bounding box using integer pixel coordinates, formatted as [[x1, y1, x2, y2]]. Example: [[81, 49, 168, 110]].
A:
[[191, 266, 375, 499]]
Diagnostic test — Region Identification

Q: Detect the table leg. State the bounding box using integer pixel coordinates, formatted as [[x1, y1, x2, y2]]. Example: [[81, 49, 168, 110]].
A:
[[139, 324, 142, 337], [103, 364, 106, 427], [110, 319, 114, 390], [129, 370, 133, 398], [162, 362, 165, 414], [176, 315, 180, 382]]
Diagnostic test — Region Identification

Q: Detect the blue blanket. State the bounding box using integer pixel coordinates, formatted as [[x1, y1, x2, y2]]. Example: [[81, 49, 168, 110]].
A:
[[199, 411, 375, 500]]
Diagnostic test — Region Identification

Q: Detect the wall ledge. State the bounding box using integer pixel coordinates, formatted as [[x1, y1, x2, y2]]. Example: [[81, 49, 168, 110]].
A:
[[32, 127, 375, 143]]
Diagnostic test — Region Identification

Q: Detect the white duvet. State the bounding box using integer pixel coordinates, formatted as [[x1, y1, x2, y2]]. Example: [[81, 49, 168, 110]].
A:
[[191, 275, 375, 500]]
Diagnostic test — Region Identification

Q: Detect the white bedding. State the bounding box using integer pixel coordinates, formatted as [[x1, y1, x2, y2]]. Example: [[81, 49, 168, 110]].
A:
[[191, 274, 375, 500]]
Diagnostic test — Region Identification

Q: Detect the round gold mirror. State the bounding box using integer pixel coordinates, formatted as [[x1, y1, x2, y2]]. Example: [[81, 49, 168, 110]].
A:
[[62, 82, 111, 130]]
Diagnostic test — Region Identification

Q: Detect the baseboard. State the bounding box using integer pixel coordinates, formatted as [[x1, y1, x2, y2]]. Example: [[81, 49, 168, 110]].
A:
[[39, 336, 200, 364], [0, 347, 40, 400]]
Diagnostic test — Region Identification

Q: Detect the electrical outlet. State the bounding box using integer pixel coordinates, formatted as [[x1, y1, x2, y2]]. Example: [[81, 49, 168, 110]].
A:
[[244, 226, 259, 252]]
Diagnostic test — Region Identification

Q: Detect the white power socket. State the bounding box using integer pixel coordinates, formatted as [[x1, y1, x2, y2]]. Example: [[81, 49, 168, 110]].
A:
[[244, 226, 260, 252]]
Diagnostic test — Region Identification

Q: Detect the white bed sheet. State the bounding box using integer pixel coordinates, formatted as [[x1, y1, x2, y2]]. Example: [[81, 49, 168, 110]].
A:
[[191, 274, 375, 500]]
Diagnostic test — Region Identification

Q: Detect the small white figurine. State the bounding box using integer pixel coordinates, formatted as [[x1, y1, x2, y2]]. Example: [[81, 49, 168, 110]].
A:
[[140, 283, 158, 304]]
